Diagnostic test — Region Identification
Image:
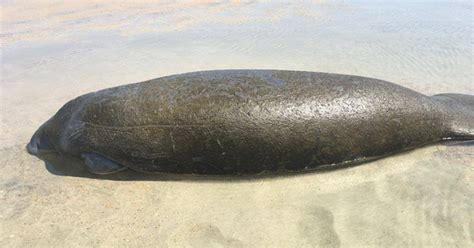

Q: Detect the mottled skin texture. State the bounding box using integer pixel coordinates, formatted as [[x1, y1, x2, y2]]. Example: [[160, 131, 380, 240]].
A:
[[27, 70, 474, 175]]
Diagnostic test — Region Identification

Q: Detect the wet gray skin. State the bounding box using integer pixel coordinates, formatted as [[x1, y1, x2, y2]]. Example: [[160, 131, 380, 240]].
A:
[[27, 70, 474, 175]]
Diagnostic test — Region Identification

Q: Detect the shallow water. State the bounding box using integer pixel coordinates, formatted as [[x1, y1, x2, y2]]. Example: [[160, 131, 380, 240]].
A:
[[1, 1, 473, 247]]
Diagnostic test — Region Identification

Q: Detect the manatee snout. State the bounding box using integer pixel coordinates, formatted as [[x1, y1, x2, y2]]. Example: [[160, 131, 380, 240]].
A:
[[27, 124, 54, 155], [27, 95, 88, 160]]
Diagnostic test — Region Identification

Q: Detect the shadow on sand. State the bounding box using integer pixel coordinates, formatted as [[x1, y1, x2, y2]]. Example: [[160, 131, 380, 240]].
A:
[[39, 152, 342, 182], [37, 140, 473, 182]]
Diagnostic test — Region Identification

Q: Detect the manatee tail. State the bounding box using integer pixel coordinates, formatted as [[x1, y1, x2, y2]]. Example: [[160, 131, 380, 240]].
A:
[[431, 93, 474, 140]]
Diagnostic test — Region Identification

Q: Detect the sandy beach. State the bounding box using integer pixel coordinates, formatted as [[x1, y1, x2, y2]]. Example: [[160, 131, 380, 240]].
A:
[[1, 1, 473, 247]]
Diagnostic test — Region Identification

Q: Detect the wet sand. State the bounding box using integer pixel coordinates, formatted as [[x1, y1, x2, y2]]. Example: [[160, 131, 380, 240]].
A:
[[1, 1, 473, 247]]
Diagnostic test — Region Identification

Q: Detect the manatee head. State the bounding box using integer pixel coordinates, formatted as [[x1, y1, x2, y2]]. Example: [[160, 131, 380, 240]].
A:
[[27, 120, 56, 155], [27, 95, 89, 157], [26, 93, 128, 175], [26, 113, 103, 176]]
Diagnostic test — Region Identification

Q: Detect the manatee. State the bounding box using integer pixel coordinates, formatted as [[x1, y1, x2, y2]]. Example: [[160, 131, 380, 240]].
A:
[[27, 70, 474, 175]]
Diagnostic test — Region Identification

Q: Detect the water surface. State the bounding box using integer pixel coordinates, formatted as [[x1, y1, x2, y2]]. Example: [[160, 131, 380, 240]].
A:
[[0, 1, 472, 247]]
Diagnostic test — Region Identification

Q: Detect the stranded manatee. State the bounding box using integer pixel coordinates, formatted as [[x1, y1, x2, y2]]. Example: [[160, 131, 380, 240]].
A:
[[27, 70, 474, 175]]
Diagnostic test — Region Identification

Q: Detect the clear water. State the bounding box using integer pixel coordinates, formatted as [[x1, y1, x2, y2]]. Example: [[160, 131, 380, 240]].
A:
[[2, 1, 472, 94]]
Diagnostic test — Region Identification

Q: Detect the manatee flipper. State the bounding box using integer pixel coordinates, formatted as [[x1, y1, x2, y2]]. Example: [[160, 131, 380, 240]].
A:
[[81, 152, 127, 174]]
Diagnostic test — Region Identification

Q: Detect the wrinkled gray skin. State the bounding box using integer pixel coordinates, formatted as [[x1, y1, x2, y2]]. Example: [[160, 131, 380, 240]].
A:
[[27, 70, 474, 175]]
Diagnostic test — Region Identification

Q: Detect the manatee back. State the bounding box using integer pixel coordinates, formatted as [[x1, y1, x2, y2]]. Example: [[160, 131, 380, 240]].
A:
[[74, 70, 451, 174]]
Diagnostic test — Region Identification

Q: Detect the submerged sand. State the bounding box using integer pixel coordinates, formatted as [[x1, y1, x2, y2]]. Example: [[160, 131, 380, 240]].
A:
[[1, 143, 473, 247], [1, 1, 473, 247]]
